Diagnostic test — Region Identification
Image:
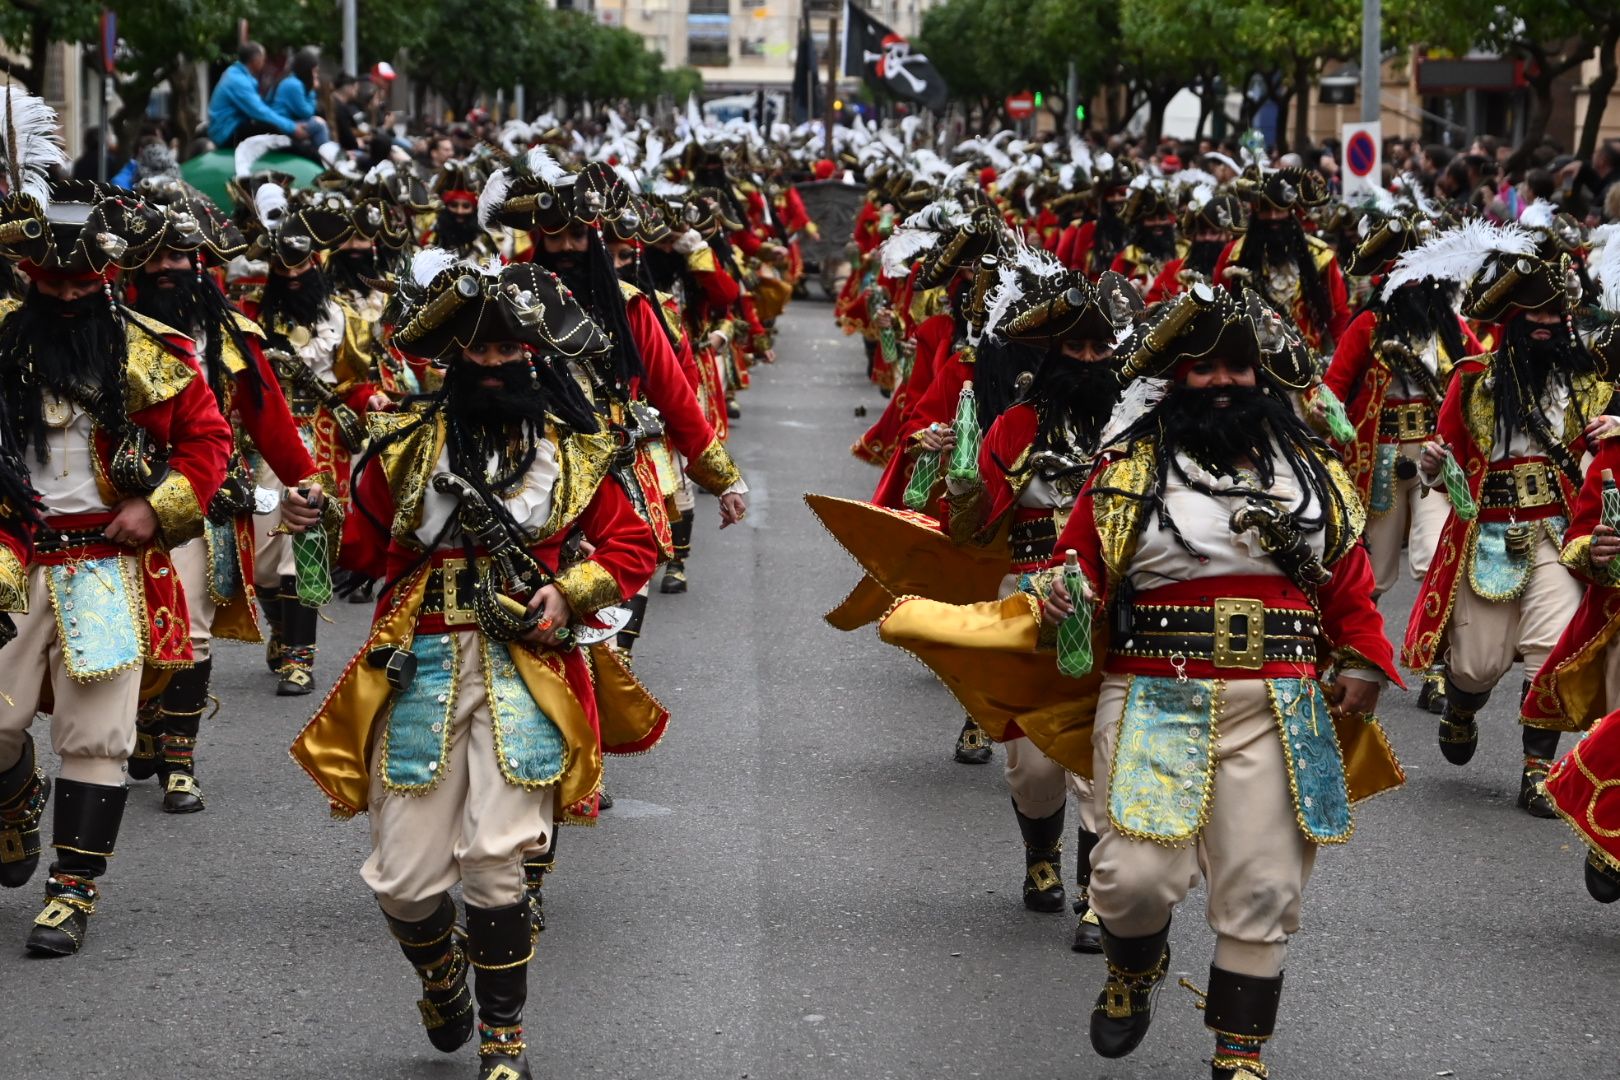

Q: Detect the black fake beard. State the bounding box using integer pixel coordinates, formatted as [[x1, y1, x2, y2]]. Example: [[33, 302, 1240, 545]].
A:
[[258, 267, 332, 331], [1494, 316, 1593, 448], [1185, 239, 1226, 278], [1134, 225, 1178, 263], [613, 252, 639, 286], [1030, 354, 1123, 452], [435, 209, 484, 250], [0, 288, 128, 464], [642, 246, 688, 292], [130, 268, 203, 334], [326, 249, 380, 295], [1153, 383, 1312, 480], [1091, 204, 1126, 273], [447, 359, 553, 431], [531, 248, 593, 302]]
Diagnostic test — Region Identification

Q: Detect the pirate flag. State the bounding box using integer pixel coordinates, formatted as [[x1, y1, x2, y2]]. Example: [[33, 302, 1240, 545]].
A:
[[841, 1, 949, 112]]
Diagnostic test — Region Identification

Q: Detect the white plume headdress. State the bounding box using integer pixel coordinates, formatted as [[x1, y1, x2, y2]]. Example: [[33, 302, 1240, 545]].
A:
[[1380, 219, 1539, 300], [0, 85, 66, 210]]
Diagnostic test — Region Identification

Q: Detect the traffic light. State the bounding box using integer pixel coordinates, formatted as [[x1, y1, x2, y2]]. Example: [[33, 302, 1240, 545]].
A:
[[1034, 91, 1043, 107], [833, 98, 844, 110], [1075, 104, 1086, 121]]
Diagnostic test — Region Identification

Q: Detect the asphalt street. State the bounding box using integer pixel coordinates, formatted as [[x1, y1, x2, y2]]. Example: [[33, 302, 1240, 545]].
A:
[[3, 300, 1617, 1080]]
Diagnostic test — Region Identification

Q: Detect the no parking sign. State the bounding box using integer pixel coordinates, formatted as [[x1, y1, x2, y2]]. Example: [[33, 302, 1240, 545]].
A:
[[1341, 121, 1381, 200]]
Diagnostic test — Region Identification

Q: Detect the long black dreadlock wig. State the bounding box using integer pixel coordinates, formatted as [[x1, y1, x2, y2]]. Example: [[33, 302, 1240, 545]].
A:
[[1365, 279, 1467, 362], [351, 348, 601, 601], [128, 260, 266, 409], [1491, 313, 1596, 478], [1094, 371, 1350, 562], [1235, 215, 1332, 340], [532, 229, 647, 394]]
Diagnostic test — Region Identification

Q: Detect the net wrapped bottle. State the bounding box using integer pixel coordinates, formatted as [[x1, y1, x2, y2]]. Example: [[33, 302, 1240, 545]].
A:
[[946, 380, 981, 482], [1055, 549, 1093, 678], [1602, 468, 1620, 583], [903, 434, 941, 512], [1312, 381, 1356, 444], [878, 305, 900, 370], [1438, 447, 1477, 521], [292, 489, 333, 606]]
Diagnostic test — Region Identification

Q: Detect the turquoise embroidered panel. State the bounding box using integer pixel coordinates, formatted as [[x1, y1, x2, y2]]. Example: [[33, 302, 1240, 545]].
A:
[[50, 559, 141, 681], [1108, 675, 1217, 844], [205, 520, 241, 604], [483, 640, 566, 788], [1369, 443, 1398, 515], [380, 632, 456, 792], [1267, 678, 1352, 843], [1468, 517, 1564, 601]]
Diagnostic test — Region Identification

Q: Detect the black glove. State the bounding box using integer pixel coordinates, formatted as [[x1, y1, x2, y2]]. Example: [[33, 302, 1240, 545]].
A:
[[331, 567, 375, 600]]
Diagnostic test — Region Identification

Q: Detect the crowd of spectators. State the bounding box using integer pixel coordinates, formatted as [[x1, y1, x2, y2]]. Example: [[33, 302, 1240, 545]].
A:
[[1108, 128, 1620, 226]]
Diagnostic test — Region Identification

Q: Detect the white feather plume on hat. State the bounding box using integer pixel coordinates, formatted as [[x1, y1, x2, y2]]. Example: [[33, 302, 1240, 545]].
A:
[[234, 133, 290, 179], [1380, 219, 1538, 300], [477, 167, 510, 229], [0, 86, 66, 209], [1590, 222, 1620, 313], [253, 182, 289, 232], [410, 246, 460, 288], [880, 228, 941, 279]]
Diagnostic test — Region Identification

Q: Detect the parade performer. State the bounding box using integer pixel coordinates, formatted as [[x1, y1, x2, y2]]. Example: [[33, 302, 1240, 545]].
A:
[[1145, 191, 1244, 305], [1215, 167, 1350, 353], [1403, 242, 1610, 816], [240, 188, 383, 696], [1320, 217, 1484, 711], [0, 165, 232, 956], [1544, 705, 1620, 904], [291, 257, 659, 1080], [1056, 156, 1134, 280], [424, 159, 505, 262], [942, 268, 1139, 950], [123, 178, 332, 811], [872, 284, 1404, 1079], [1109, 179, 1184, 297]]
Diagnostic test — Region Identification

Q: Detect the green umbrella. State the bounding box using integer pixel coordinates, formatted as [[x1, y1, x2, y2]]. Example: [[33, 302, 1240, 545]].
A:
[[179, 149, 323, 212]]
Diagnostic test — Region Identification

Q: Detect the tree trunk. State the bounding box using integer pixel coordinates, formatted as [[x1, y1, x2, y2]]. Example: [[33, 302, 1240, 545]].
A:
[[1577, 24, 1620, 161], [170, 63, 201, 153], [1504, 79, 1558, 175], [1273, 89, 1291, 156], [1145, 86, 1174, 146], [1291, 56, 1314, 155]]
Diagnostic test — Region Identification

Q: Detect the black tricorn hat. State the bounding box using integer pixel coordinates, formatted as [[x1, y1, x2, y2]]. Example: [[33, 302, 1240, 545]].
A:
[[2, 180, 168, 275], [1462, 252, 1579, 324], [1002, 269, 1143, 345], [1117, 282, 1313, 390], [392, 254, 610, 361], [1234, 165, 1330, 212], [135, 175, 248, 261]]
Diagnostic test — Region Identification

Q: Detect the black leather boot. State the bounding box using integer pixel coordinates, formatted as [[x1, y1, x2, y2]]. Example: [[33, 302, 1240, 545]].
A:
[[522, 836, 557, 939], [661, 511, 693, 594], [277, 577, 318, 697], [1089, 921, 1171, 1058], [615, 592, 649, 653], [0, 735, 49, 888], [127, 694, 163, 781], [467, 900, 534, 1080], [1438, 679, 1489, 765], [1014, 801, 1065, 913], [261, 583, 286, 674], [1585, 851, 1620, 903], [1418, 665, 1447, 714], [385, 894, 475, 1053], [25, 779, 126, 957], [1205, 965, 1283, 1079], [1071, 826, 1102, 953], [1519, 724, 1560, 819], [157, 658, 210, 813], [953, 716, 992, 764]]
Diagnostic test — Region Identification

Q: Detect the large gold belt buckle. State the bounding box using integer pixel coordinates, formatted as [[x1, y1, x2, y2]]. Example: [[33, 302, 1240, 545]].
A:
[[1212, 598, 1266, 670], [1512, 462, 1555, 509], [439, 557, 477, 627], [1396, 402, 1430, 440]]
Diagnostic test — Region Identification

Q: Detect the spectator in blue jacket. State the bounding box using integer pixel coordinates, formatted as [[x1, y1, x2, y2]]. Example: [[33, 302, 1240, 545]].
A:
[[207, 42, 307, 147], [272, 47, 330, 148]]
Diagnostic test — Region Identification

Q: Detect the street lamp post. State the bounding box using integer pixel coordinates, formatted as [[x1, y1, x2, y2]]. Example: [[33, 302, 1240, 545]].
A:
[[1361, 0, 1380, 124]]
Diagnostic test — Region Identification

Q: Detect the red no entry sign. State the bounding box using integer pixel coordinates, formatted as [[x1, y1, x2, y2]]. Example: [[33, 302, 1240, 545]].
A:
[[1346, 130, 1377, 177], [1006, 92, 1035, 120]]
